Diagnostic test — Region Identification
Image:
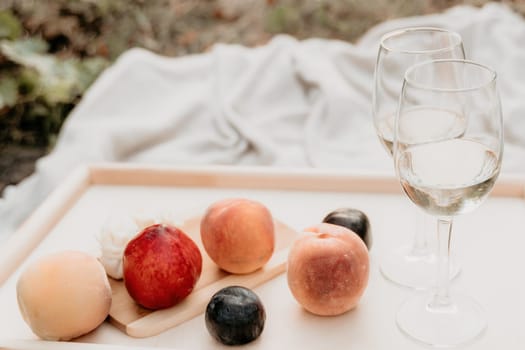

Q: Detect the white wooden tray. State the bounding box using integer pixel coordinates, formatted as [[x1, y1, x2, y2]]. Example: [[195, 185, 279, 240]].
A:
[[0, 163, 523, 350]]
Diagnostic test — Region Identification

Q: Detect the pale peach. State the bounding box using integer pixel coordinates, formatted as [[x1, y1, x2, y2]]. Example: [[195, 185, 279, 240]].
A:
[[287, 223, 369, 316], [16, 251, 112, 340], [200, 198, 275, 274]]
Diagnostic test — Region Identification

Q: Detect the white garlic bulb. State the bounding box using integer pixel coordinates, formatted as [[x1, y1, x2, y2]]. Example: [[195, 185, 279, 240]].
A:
[[96, 210, 185, 279], [133, 208, 161, 231], [96, 214, 140, 280]]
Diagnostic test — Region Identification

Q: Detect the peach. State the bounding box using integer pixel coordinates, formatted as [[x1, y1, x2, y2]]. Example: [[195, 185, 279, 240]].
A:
[[16, 251, 112, 340], [287, 223, 369, 316], [200, 198, 275, 274]]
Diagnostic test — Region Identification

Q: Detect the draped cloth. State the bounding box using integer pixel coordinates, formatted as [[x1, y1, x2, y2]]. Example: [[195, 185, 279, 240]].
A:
[[2, 3, 524, 239]]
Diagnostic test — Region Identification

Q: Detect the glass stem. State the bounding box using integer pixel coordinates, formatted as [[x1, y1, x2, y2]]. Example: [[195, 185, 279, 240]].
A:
[[432, 216, 453, 308], [411, 208, 429, 256]]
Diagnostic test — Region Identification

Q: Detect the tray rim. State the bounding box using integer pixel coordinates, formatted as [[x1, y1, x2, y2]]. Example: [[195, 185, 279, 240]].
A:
[[1, 162, 524, 289], [1, 163, 524, 349]]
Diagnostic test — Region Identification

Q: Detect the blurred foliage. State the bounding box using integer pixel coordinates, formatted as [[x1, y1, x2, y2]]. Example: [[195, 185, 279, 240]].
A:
[[0, 0, 523, 151], [0, 4, 109, 148]]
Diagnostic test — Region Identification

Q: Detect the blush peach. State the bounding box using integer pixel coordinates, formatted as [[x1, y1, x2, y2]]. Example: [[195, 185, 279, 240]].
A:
[[287, 223, 369, 316], [200, 198, 275, 274]]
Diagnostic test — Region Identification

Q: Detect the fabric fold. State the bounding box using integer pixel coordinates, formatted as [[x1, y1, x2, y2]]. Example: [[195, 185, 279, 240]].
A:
[[2, 3, 525, 240]]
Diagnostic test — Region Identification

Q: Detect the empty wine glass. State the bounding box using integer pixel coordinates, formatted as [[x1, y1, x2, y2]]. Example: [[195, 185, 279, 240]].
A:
[[394, 59, 503, 347], [373, 27, 464, 289]]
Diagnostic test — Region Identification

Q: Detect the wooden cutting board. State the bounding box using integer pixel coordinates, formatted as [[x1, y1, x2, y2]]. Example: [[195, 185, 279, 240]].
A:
[[108, 216, 298, 338]]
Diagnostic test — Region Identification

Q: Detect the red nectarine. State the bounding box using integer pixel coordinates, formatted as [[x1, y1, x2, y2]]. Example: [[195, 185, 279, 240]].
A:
[[123, 224, 202, 310]]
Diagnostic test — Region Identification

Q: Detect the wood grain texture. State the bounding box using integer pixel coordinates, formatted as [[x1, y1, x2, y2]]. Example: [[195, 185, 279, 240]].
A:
[[108, 217, 298, 338]]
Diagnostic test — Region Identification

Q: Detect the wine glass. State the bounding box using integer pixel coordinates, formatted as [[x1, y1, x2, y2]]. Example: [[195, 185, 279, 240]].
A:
[[373, 27, 464, 289], [394, 59, 503, 347]]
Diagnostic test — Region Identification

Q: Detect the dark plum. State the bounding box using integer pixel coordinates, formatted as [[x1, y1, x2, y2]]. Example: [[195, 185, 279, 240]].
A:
[[322, 208, 372, 249], [205, 286, 266, 346]]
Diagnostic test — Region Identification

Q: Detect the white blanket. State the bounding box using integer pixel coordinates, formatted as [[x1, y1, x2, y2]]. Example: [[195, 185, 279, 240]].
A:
[[2, 3, 525, 239]]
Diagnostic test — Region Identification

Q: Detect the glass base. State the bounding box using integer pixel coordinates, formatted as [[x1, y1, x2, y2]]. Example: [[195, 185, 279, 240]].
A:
[[380, 245, 460, 290], [396, 292, 486, 347]]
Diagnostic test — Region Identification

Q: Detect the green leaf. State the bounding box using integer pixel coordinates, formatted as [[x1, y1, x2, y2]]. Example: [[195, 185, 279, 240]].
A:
[[0, 77, 18, 109], [1, 39, 108, 104], [18, 68, 40, 97], [0, 39, 50, 80], [0, 10, 22, 40], [0, 40, 72, 103], [76, 57, 109, 91], [38, 57, 107, 104], [265, 5, 301, 34], [40, 59, 82, 104], [0, 38, 49, 64]]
